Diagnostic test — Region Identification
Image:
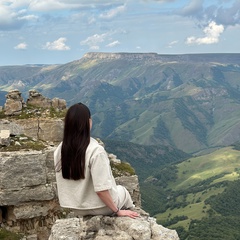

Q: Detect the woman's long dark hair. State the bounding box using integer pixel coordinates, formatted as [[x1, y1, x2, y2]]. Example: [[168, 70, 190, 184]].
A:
[[61, 103, 91, 180]]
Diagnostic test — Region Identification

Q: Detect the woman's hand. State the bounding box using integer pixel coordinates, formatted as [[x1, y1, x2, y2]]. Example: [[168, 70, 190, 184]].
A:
[[117, 209, 140, 219], [96, 190, 140, 219]]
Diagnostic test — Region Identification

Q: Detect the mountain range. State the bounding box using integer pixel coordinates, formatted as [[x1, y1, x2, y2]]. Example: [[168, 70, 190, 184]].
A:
[[1, 52, 240, 239], [1, 52, 240, 154]]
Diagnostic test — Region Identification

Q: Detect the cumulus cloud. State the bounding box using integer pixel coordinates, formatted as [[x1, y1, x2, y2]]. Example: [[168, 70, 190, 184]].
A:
[[186, 21, 224, 45], [210, 0, 240, 26], [0, 1, 38, 30], [99, 4, 126, 19], [14, 42, 27, 50], [80, 33, 108, 49], [43, 37, 70, 50], [178, 0, 240, 27], [106, 40, 120, 47]]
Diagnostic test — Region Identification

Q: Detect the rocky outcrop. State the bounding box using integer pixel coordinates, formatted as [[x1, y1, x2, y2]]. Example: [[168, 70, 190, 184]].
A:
[[0, 130, 10, 146], [48, 215, 179, 240], [0, 90, 179, 239], [0, 142, 153, 239], [4, 89, 25, 115], [16, 118, 64, 143], [0, 147, 60, 239], [0, 118, 64, 144], [27, 90, 66, 110], [2, 89, 66, 116]]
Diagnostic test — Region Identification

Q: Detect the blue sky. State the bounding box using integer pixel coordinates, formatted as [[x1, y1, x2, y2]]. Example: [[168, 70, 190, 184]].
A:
[[0, 0, 239, 65]]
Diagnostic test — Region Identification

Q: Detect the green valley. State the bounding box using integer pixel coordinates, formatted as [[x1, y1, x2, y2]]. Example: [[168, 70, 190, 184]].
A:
[[104, 139, 240, 239], [152, 146, 240, 239]]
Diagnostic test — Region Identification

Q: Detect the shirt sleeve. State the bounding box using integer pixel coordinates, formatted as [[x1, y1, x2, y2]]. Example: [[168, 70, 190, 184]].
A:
[[90, 150, 113, 192]]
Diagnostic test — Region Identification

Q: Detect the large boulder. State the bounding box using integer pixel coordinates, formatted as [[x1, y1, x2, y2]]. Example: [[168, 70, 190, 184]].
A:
[[27, 90, 66, 110], [48, 215, 179, 240], [0, 118, 64, 143], [4, 89, 24, 115]]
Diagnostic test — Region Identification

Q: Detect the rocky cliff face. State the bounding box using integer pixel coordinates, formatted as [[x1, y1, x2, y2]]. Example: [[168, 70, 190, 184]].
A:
[[82, 52, 240, 64], [0, 90, 179, 239]]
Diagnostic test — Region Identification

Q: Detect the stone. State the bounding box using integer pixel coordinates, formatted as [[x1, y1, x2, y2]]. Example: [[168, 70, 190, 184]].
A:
[[4, 90, 24, 115], [14, 118, 64, 143], [26, 90, 66, 110], [48, 215, 180, 240], [48, 218, 81, 240], [0, 151, 48, 189], [52, 98, 67, 110], [108, 153, 121, 164], [0, 129, 10, 146], [0, 184, 56, 206], [116, 175, 141, 207], [13, 200, 59, 219], [0, 149, 56, 205], [27, 90, 52, 109], [0, 120, 23, 136]]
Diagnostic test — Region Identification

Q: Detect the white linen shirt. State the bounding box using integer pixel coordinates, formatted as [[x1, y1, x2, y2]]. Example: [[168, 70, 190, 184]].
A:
[[54, 137, 118, 210]]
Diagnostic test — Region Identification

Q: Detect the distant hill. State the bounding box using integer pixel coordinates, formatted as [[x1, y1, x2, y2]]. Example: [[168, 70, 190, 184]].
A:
[[1, 53, 240, 154]]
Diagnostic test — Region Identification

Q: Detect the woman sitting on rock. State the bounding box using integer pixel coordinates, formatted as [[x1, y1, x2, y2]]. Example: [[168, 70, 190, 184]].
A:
[[54, 103, 139, 218]]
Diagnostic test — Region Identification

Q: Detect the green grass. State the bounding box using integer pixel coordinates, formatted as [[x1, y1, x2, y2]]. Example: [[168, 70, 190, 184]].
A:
[[170, 146, 240, 191], [0, 228, 23, 240], [0, 135, 46, 152], [155, 186, 225, 230], [155, 146, 240, 232], [111, 161, 135, 177], [0, 105, 66, 120]]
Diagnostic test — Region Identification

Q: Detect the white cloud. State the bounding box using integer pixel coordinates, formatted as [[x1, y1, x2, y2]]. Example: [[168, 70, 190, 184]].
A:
[[0, 1, 38, 30], [28, 0, 81, 11], [178, 0, 203, 17], [80, 33, 108, 49], [43, 37, 70, 50], [106, 40, 120, 47], [7, 0, 32, 8], [186, 21, 224, 45], [0, 4, 16, 25], [99, 4, 126, 19], [14, 42, 27, 50], [167, 40, 178, 48], [90, 45, 100, 50], [18, 14, 38, 21], [28, 0, 120, 12]]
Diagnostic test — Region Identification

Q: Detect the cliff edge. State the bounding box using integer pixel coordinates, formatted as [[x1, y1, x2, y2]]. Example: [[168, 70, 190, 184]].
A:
[[0, 90, 179, 240]]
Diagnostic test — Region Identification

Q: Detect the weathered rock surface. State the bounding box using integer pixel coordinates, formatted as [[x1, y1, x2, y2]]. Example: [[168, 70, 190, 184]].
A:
[[0, 90, 179, 239], [0, 144, 160, 239], [0, 129, 10, 146], [0, 147, 60, 239], [49, 215, 179, 240], [0, 118, 64, 143], [27, 89, 66, 110], [16, 118, 64, 143], [4, 89, 25, 115], [2, 89, 66, 116]]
